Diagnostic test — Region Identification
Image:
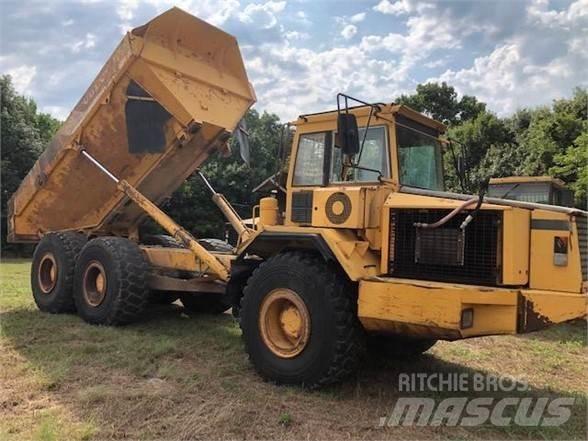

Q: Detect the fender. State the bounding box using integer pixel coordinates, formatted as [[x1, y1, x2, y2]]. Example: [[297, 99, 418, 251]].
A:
[[236, 226, 380, 281]]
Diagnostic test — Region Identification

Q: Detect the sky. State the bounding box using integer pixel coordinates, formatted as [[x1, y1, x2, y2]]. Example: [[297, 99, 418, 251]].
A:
[[0, 0, 586, 122]]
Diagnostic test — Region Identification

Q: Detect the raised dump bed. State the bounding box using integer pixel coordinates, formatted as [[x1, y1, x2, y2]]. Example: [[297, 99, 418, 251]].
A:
[[8, 7, 255, 242]]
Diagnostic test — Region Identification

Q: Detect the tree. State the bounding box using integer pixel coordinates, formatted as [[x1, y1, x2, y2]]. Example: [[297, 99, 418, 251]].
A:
[[445, 111, 516, 192], [149, 109, 284, 239], [397, 82, 485, 124], [1, 75, 61, 254]]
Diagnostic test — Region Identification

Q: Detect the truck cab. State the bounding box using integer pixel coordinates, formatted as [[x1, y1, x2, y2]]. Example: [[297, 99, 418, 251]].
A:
[[488, 176, 575, 207]]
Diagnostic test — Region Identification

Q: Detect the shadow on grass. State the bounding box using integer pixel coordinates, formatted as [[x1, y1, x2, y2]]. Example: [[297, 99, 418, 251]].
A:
[[1, 304, 586, 440]]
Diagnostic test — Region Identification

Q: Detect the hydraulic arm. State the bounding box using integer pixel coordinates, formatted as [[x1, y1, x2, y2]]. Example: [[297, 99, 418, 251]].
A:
[[80, 150, 230, 281]]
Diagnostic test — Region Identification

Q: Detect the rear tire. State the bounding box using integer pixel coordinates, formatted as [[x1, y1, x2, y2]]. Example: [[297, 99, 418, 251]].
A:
[[367, 335, 437, 357], [240, 252, 365, 388], [74, 237, 149, 325], [31, 232, 87, 313]]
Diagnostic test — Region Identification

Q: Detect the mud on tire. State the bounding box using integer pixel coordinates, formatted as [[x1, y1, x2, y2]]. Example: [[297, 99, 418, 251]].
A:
[[240, 252, 365, 388], [31, 232, 87, 313], [74, 237, 149, 325]]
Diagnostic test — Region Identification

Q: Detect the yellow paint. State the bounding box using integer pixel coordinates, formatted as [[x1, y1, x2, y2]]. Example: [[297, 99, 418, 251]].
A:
[[141, 245, 235, 276], [251, 225, 380, 281], [529, 210, 582, 292], [490, 176, 566, 188], [521, 290, 587, 324], [311, 187, 368, 228], [358, 277, 587, 339], [358, 278, 519, 339], [259, 196, 279, 227], [502, 208, 530, 285]]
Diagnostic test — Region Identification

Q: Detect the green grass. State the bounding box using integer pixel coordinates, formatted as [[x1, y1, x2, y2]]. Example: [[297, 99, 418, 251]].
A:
[[1, 259, 586, 440]]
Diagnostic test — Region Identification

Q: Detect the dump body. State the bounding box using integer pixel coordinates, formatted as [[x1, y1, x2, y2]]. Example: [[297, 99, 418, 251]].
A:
[[8, 7, 255, 242]]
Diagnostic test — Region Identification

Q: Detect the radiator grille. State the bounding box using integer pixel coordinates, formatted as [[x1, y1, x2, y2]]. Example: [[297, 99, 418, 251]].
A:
[[389, 209, 501, 285], [576, 216, 588, 281]]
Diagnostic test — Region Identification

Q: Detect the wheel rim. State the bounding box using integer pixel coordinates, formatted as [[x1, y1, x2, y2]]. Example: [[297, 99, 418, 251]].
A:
[[38, 253, 58, 294], [83, 261, 107, 307], [259, 288, 311, 358]]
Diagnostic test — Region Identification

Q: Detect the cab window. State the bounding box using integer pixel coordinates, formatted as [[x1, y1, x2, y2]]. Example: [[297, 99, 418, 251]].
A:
[[397, 122, 444, 191], [293, 132, 327, 186], [330, 126, 389, 182]]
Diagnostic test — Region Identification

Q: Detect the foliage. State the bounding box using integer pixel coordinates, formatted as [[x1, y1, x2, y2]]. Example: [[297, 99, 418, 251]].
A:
[[1, 75, 61, 255], [144, 109, 283, 239], [399, 83, 587, 207], [397, 82, 486, 124]]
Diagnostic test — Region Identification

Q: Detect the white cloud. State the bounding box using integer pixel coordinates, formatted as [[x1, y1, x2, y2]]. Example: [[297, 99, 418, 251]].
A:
[[350, 12, 366, 23], [116, 0, 241, 31], [527, 0, 588, 28], [284, 30, 310, 40], [374, 0, 409, 15], [41, 105, 70, 120], [432, 39, 588, 115], [68, 33, 96, 53], [341, 24, 357, 40], [6, 65, 37, 95], [239, 1, 286, 29]]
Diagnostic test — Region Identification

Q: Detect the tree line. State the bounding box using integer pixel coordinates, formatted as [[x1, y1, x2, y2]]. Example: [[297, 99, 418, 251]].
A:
[[1, 74, 586, 255]]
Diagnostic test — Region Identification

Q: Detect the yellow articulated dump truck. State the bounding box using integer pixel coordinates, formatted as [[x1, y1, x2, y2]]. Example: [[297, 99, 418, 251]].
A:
[[8, 8, 587, 388]]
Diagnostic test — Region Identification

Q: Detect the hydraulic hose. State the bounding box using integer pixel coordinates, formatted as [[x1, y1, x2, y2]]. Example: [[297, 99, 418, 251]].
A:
[[413, 197, 479, 229]]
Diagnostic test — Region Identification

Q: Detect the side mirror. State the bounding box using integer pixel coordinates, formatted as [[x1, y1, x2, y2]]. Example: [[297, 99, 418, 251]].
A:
[[336, 113, 360, 156]]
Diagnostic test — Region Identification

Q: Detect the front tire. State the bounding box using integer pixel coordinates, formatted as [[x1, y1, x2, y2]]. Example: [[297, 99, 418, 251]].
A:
[[73, 237, 149, 325], [31, 232, 87, 313], [240, 252, 365, 388]]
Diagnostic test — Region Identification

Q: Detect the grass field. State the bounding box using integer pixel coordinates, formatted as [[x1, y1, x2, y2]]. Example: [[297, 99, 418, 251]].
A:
[[1, 259, 586, 440]]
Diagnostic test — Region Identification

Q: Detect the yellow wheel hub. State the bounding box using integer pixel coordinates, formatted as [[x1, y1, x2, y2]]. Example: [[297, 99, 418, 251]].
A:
[[259, 288, 311, 358], [83, 261, 107, 307], [38, 253, 58, 294]]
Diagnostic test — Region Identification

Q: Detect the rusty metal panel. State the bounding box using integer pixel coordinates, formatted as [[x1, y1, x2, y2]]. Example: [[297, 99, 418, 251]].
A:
[[8, 7, 255, 242]]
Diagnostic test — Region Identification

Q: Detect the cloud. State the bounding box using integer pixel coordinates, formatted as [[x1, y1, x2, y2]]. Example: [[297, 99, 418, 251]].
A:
[[0, 0, 585, 124], [527, 0, 588, 28], [68, 33, 96, 53], [5, 65, 37, 95], [284, 30, 310, 41], [350, 12, 366, 23], [373, 0, 431, 16], [433, 39, 587, 114], [239, 1, 286, 29], [341, 24, 357, 40], [429, 0, 588, 114]]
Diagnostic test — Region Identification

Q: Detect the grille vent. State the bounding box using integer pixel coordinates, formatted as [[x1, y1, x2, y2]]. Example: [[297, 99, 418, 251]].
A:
[[291, 191, 313, 223], [389, 209, 501, 286]]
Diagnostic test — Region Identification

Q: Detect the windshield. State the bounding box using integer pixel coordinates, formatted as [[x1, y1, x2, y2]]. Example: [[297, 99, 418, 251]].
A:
[[397, 124, 444, 191], [331, 126, 389, 182]]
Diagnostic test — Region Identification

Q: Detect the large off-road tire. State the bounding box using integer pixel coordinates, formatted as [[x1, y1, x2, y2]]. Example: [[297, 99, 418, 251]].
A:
[[31, 232, 87, 313], [73, 237, 149, 325], [240, 252, 365, 388], [143, 234, 233, 253], [197, 238, 234, 253], [142, 234, 184, 248], [367, 335, 437, 357], [180, 293, 231, 315]]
